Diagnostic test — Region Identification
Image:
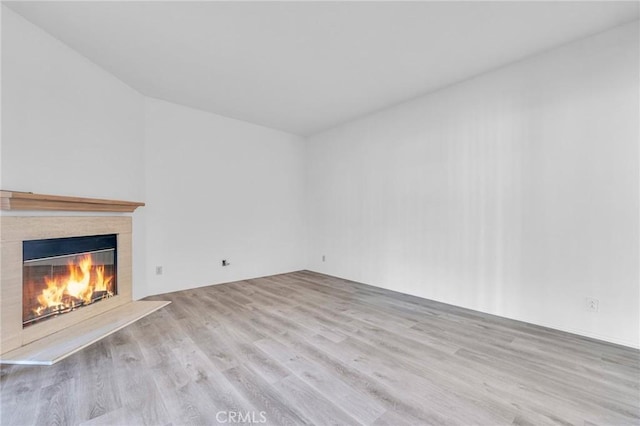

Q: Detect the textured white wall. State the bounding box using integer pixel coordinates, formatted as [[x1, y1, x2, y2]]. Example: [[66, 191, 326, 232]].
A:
[[0, 7, 148, 299], [143, 98, 306, 296], [306, 22, 639, 348]]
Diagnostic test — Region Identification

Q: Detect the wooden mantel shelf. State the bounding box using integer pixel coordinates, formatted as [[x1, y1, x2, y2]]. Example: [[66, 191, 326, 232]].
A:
[[0, 190, 145, 213]]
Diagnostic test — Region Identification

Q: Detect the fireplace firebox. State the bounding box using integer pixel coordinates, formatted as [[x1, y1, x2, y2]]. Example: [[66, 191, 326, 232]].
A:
[[22, 234, 117, 328]]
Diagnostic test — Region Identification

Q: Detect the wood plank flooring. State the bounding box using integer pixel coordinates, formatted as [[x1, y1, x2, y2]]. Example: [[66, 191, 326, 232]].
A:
[[1, 271, 638, 425]]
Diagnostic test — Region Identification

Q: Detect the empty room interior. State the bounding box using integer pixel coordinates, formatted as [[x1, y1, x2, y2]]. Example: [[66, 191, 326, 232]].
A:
[[1, 1, 639, 425]]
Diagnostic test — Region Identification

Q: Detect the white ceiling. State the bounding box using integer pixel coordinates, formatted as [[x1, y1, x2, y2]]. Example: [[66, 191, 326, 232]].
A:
[[4, 1, 639, 136]]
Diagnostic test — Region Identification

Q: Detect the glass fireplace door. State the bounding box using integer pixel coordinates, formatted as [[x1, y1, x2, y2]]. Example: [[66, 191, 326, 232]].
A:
[[22, 234, 117, 328]]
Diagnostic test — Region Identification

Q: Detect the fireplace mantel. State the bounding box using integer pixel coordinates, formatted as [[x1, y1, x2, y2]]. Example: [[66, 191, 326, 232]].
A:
[[0, 190, 145, 213]]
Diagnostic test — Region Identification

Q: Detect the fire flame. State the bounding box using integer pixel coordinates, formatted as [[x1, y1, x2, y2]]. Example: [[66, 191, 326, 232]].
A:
[[35, 254, 113, 315]]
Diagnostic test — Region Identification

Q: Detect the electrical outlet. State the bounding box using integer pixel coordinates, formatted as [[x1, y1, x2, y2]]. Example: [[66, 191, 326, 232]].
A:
[[586, 297, 599, 312], [322, 255, 326, 262], [222, 259, 230, 267], [155, 266, 163, 275]]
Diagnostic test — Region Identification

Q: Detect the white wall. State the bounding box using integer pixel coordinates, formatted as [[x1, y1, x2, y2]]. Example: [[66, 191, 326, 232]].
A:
[[143, 98, 306, 295], [0, 6, 148, 298], [1, 7, 144, 201], [1, 6, 307, 300], [306, 22, 639, 348], [3, 3, 638, 347]]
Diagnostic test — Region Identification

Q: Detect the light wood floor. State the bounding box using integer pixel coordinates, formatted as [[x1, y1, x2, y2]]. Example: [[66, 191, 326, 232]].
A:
[[1, 271, 638, 425]]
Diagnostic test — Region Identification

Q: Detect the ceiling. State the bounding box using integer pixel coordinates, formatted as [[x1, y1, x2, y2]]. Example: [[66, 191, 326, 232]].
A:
[[4, 1, 639, 136]]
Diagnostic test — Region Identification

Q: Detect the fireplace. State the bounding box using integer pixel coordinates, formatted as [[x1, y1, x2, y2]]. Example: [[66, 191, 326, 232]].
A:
[[1, 191, 169, 365], [23, 234, 118, 328], [1, 215, 136, 353]]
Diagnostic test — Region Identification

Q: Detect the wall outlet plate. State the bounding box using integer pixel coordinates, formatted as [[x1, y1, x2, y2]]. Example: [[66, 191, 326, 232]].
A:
[[586, 297, 599, 312], [155, 266, 163, 275]]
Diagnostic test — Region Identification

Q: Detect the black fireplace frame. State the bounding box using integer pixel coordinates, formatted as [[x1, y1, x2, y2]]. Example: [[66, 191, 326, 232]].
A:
[[23, 234, 117, 262]]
